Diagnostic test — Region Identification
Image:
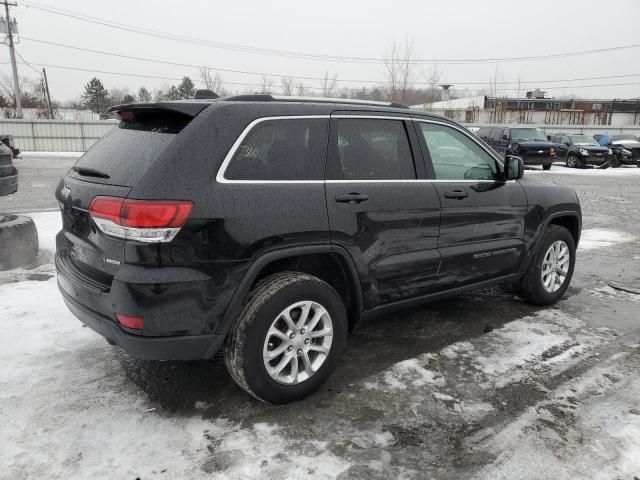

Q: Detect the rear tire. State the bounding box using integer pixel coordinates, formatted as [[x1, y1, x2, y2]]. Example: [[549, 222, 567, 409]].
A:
[[0, 214, 39, 270], [516, 225, 575, 306], [224, 272, 348, 403]]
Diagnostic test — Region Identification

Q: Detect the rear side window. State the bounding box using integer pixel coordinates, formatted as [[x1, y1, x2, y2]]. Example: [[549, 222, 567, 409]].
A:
[[224, 118, 328, 180], [490, 128, 503, 141], [331, 118, 416, 180]]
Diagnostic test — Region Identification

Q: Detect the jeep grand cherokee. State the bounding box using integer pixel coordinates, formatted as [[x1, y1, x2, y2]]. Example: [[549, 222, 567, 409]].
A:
[[55, 95, 581, 403]]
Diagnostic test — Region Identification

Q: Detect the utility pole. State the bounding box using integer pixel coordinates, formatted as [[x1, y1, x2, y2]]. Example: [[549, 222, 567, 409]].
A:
[[1, 1, 21, 118], [42, 67, 53, 119]]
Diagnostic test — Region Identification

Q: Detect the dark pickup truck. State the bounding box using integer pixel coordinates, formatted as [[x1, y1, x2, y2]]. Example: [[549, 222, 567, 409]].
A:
[[478, 126, 557, 170]]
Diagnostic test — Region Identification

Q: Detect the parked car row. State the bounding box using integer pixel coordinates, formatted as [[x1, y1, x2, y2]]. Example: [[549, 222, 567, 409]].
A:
[[473, 127, 640, 169]]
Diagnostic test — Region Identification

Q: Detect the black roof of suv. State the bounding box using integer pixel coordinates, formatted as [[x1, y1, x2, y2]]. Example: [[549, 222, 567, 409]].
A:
[[55, 95, 582, 403]]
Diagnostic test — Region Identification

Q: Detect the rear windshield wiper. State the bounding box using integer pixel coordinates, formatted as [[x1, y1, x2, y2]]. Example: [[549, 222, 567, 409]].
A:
[[72, 166, 110, 179]]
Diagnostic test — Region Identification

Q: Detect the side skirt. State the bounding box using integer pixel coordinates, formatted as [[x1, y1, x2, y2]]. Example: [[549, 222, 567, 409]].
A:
[[357, 273, 522, 325]]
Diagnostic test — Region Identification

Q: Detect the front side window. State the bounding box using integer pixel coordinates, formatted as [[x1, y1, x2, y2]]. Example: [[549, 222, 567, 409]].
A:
[[418, 123, 499, 181], [332, 118, 416, 180], [225, 118, 328, 180]]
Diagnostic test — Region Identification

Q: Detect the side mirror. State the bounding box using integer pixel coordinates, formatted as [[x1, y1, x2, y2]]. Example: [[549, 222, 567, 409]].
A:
[[502, 134, 509, 140], [504, 155, 524, 180]]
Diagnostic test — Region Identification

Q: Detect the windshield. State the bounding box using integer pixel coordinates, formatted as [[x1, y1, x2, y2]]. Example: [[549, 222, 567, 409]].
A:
[[612, 134, 639, 142], [510, 128, 547, 142], [569, 135, 598, 145]]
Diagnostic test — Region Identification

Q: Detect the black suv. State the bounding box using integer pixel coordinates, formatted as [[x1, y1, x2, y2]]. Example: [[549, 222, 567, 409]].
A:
[[55, 96, 581, 403], [477, 126, 558, 170], [549, 133, 610, 168]]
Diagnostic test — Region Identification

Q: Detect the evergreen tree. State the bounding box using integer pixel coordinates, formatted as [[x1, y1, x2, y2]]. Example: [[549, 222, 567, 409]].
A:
[[177, 76, 195, 99], [164, 85, 182, 101], [137, 86, 152, 103], [81, 77, 110, 113]]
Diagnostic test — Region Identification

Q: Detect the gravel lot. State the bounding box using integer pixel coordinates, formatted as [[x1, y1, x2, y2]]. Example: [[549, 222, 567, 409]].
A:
[[1, 157, 639, 479]]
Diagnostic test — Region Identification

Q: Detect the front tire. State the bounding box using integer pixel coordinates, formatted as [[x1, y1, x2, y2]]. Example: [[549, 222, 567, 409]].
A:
[[609, 154, 621, 168], [542, 164, 552, 170], [224, 272, 348, 403], [566, 154, 580, 168], [516, 225, 576, 306]]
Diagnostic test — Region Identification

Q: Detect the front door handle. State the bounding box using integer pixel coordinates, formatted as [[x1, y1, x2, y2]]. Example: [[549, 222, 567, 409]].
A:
[[335, 193, 369, 204], [444, 190, 469, 199]]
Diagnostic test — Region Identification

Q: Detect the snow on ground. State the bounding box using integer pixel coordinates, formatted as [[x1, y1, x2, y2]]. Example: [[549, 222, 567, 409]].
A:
[[528, 164, 640, 176], [2, 212, 639, 478], [0, 277, 350, 479], [471, 353, 640, 480], [579, 228, 636, 250], [20, 152, 84, 158]]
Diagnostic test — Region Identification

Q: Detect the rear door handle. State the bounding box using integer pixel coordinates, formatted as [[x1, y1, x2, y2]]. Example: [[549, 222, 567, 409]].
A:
[[444, 190, 469, 199], [335, 193, 369, 204]]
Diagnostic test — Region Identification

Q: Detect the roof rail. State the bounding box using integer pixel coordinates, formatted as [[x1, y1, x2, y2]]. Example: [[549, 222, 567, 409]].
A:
[[222, 94, 409, 109]]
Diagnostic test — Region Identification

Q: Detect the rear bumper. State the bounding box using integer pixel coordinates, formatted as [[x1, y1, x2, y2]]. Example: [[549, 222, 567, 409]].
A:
[[55, 244, 234, 360], [60, 288, 225, 360], [0, 172, 18, 196]]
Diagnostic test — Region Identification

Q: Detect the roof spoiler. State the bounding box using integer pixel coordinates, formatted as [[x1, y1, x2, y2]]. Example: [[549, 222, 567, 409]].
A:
[[108, 101, 211, 118]]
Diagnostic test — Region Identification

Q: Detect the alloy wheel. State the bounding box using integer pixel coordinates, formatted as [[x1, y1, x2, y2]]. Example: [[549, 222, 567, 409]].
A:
[[541, 240, 570, 293], [262, 301, 333, 385]]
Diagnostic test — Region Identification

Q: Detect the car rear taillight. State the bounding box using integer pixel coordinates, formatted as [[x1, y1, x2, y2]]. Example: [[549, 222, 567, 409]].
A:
[[89, 196, 193, 243]]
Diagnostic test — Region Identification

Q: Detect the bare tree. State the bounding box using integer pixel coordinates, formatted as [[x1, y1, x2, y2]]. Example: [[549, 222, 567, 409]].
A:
[[320, 71, 338, 97], [280, 76, 294, 96], [199, 67, 224, 94], [260, 76, 274, 94], [296, 82, 306, 96], [383, 38, 416, 103], [424, 64, 442, 104]]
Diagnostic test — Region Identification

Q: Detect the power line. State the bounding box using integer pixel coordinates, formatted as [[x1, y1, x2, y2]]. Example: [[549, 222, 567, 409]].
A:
[[7, 58, 639, 93], [14, 48, 41, 75], [18, 36, 640, 88], [8, 59, 327, 91], [21, 0, 640, 65]]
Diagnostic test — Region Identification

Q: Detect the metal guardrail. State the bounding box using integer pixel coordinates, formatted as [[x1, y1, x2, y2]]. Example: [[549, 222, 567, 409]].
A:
[[0, 119, 117, 152]]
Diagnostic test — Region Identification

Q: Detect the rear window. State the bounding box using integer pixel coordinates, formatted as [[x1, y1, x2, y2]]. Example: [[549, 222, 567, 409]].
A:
[[71, 111, 193, 186]]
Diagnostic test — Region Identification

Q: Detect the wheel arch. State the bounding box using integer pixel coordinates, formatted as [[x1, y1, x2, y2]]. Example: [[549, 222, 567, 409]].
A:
[[520, 210, 581, 274], [547, 213, 581, 247], [218, 245, 364, 335]]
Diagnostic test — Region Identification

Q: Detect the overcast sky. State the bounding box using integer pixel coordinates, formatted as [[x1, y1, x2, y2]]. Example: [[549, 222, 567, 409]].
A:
[[2, 0, 639, 103]]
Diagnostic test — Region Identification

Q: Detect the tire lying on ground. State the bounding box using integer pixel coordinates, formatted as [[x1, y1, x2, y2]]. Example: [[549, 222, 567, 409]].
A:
[[0, 214, 39, 270]]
